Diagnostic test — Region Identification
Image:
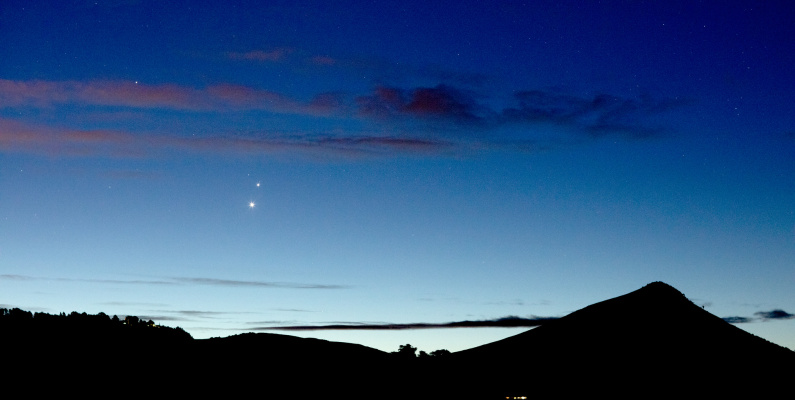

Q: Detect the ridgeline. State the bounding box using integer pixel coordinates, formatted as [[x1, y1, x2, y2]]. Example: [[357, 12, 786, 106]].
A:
[[3, 282, 793, 399]]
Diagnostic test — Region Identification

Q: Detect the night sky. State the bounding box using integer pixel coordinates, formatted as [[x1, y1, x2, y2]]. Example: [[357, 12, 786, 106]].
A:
[[2, 0, 794, 353]]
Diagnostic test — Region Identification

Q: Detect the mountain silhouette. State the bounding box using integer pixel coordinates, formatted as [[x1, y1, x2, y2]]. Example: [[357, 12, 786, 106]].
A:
[[3, 282, 791, 399], [446, 281, 793, 397]]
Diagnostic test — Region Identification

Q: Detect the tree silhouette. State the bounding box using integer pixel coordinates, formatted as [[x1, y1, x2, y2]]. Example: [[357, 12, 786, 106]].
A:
[[393, 343, 418, 359], [430, 349, 451, 357]]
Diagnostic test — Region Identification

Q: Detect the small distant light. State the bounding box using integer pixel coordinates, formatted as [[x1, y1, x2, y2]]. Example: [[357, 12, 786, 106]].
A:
[[249, 202, 255, 208]]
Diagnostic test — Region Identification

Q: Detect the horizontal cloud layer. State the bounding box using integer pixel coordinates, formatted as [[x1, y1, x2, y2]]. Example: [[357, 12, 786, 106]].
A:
[[0, 274, 347, 290], [259, 308, 795, 331], [255, 315, 559, 331], [722, 309, 795, 323], [0, 79, 313, 114], [1, 78, 687, 159], [0, 118, 452, 158]]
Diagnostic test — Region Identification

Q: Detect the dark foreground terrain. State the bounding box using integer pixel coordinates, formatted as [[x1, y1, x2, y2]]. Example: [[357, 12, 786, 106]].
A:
[[3, 282, 792, 398]]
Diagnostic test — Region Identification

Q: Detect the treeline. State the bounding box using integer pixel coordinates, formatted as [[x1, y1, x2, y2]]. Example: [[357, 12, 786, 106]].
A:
[[1, 307, 457, 399], [0, 307, 193, 344], [390, 343, 451, 359], [3, 307, 198, 396]]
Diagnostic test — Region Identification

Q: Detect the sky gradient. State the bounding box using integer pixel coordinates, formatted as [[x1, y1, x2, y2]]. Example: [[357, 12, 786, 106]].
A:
[[1, 0, 794, 353]]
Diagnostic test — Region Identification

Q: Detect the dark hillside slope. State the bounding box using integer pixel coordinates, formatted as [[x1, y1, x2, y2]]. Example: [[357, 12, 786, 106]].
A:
[[3, 283, 792, 399], [189, 333, 393, 396], [1, 310, 194, 390], [448, 282, 794, 397], [0, 311, 391, 397]]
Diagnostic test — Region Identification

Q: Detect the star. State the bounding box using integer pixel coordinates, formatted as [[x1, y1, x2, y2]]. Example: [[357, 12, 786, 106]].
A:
[[249, 202, 255, 208], [256, 182, 260, 187]]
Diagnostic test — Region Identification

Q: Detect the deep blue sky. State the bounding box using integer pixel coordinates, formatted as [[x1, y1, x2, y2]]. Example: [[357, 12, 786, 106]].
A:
[[2, 0, 794, 352]]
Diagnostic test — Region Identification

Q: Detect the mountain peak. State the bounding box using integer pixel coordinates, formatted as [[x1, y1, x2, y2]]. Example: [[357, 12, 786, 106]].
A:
[[457, 281, 791, 363], [451, 281, 794, 397], [641, 280, 681, 292], [637, 280, 686, 297], [617, 280, 691, 309]]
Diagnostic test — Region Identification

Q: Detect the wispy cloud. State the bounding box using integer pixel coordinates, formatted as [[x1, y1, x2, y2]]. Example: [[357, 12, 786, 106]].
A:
[[354, 84, 686, 138], [0, 118, 145, 157], [356, 84, 488, 123], [143, 310, 256, 321], [0, 117, 454, 159], [1, 78, 683, 133], [0, 274, 36, 281], [503, 90, 687, 138], [172, 277, 348, 289], [314, 135, 453, 154], [0, 274, 347, 290], [1, 77, 687, 159], [0, 274, 170, 285], [0, 79, 305, 113], [722, 309, 795, 324], [258, 307, 795, 331], [254, 315, 558, 331], [722, 316, 753, 324], [85, 278, 174, 285], [753, 310, 795, 321], [1, 79, 203, 110]]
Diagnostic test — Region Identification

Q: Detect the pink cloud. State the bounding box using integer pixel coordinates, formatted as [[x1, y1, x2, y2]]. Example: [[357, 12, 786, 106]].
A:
[[0, 118, 146, 157], [0, 79, 207, 110], [0, 117, 297, 158], [356, 85, 482, 122], [0, 79, 320, 114], [0, 79, 70, 107], [75, 81, 207, 109], [0, 118, 453, 159]]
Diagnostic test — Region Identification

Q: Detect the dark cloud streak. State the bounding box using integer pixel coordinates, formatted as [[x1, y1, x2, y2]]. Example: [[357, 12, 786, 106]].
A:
[[723, 310, 795, 324], [258, 308, 795, 331], [0, 118, 452, 158], [356, 84, 488, 123], [754, 310, 795, 321], [173, 277, 349, 289], [503, 90, 687, 138], [255, 315, 558, 331], [722, 316, 753, 324]]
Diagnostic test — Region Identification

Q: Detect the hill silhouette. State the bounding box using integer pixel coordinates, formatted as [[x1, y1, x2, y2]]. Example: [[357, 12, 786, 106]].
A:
[[447, 282, 794, 397], [2, 282, 792, 399]]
